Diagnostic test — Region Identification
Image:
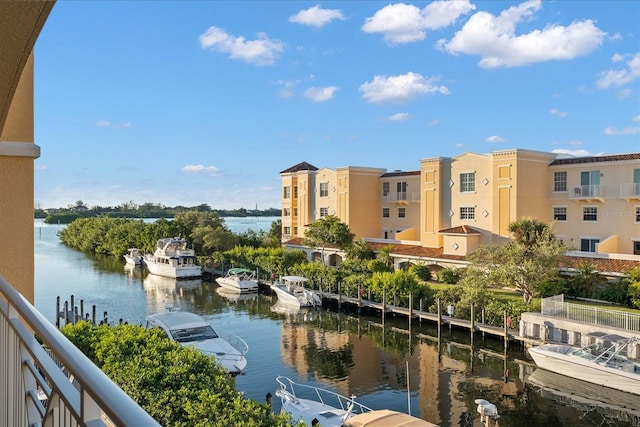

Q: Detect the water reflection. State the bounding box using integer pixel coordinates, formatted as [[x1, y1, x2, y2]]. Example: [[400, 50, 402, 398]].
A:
[[142, 274, 202, 313], [216, 286, 259, 303]]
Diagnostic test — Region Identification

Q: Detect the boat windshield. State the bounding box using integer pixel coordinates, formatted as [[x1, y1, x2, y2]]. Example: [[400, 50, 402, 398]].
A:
[[171, 325, 218, 342]]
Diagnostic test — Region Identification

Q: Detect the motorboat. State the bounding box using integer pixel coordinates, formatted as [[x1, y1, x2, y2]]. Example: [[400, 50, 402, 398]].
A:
[[275, 376, 372, 427], [145, 310, 248, 376], [275, 376, 439, 427], [270, 276, 321, 308], [143, 237, 202, 279], [123, 247, 143, 265], [215, 267, 259, 292], [528, 333, 640, 395]]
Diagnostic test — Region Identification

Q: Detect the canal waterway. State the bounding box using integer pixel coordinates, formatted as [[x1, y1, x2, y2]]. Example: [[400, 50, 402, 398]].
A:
[[33, 218, 639, 426]]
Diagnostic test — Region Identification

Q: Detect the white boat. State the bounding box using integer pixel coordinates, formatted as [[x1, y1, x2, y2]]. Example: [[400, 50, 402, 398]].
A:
[[143, 237, 202, 279], [123, 247, 143, 265], [145, 310, 248, 376], [270, 276, 321, 308], [275, 376, 372, 427], [275, 376, 439, 427], [215, 267, 259, 292], [528, 333, 640, 395]]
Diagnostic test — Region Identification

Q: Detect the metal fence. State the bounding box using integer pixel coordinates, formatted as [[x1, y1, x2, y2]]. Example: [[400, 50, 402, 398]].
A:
[[542, 294, 640, 332], [0, 274, 160, 427]]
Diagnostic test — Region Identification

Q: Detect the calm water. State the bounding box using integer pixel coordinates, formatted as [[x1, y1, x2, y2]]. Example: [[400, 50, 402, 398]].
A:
[[33, 218, 639, 427]]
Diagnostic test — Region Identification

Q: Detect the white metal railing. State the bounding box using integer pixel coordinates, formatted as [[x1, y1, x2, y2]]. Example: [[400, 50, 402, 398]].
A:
[[382, 191, 420, 202], [570, 184, 601, 198], [619, 182, 640, 198], [0, 274, 160, 427], [542, 295, 640, 332]]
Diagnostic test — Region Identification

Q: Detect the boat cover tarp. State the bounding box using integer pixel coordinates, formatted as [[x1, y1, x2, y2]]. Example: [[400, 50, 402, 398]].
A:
[[343, 410, 439, 427]]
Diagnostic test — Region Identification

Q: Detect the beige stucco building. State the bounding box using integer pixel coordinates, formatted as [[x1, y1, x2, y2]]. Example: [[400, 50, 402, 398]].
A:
[[1, 1, 55, 303], [281, 149, 640, 273]]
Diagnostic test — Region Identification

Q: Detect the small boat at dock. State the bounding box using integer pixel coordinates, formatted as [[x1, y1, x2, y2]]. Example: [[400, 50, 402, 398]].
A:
[[123, 248, 143, 265], [270, 276, 321, 309], [215, 267, 259, 292], [528, 333, 640, 395]]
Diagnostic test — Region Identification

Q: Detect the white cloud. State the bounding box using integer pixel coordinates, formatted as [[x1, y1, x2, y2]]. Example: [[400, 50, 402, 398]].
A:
[[362, 1, 475, 45], [304, 86, 338, 102], [181, 165, 221, 176], [595, 52, 640, 89], [276, 79, 298, 98], [199, 26, 284, 66], [96, 120, 132, 129], [633, 115, 640, 122], [359, 72, 449, 104], [551, 149, 599, 157], [289, 5, 345, 28], [603, 126, 640, 136], [549, 109, 568, 117], [35, 164, 48, 171], [427, 118, 441, 126], [439, 0, 606, 68], [387, 112, 410, 121], [486, 135, 506, 143]]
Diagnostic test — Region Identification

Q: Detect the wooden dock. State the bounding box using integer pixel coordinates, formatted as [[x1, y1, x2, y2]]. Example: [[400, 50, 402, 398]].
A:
[[317, 290, 543, 348]]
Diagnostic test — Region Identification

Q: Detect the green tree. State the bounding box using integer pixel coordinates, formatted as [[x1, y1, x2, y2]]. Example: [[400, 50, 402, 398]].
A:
[[262, 219, 282, 248], [628, 267, 640, 309], [303, 215, 354, 265], [463, 220, 565, 304]]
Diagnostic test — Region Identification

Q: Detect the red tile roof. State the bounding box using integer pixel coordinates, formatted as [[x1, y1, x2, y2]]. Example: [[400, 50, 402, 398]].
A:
[[549, 153, 640, 166], [439, 225, 481, 234], [283, 238, 639, 273], [380, 170, 421, 178]]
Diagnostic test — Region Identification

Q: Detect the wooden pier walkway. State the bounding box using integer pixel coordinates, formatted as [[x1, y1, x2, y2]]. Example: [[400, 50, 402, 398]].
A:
[[317, 290, 543, 347]]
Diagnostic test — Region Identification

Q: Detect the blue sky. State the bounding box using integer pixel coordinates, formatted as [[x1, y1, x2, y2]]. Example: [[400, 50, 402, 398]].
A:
[[34, 1, 639, 210]]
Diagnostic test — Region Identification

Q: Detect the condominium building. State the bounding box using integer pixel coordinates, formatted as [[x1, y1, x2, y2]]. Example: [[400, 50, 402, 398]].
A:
[[280, 149, 640, 272]]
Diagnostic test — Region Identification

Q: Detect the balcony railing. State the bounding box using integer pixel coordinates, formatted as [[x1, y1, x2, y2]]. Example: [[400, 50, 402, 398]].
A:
[[382, 191, 420, 202], [0, 274, 160, 427], [619, 182, 640, 198], [570, 184, 601, 199]]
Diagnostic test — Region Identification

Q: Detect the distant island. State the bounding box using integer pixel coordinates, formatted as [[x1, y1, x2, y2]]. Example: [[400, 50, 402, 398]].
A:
[[35, 201, 281, 224]]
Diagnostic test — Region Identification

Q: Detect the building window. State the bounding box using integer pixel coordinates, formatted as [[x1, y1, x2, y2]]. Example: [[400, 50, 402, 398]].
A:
[[398, 207, 406, 218], [580, 238, 599, 252], [460, 206, 475, 220], [283, 186, 291, 199], [319, 207, 328, 217], [397, 182, 407, 200], [583, 206, 597, 221], [283, 226, 291, 235], [634, 169, 640, 196], [580, 170, 600, 197], [636, 206, 640, 222], [634, 241, 640, 256], [553, 171, 567, 192], [382, 208, 389, 218], [294, 208, 298, 217], [293, 227, 298, 235], [460, 173, 475, 192], [283, 208, 290, 217], [294, 186, 298, 198], [320, 182, 329, 197], [382, 182, 389, 197], [553, 207, 567, 221]]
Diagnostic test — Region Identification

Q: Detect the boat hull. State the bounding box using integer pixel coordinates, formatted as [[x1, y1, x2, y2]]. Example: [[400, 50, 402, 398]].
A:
[[215, 277, 258, 292], [528, 344, 640, 395], [144, 257, 202, 279]]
